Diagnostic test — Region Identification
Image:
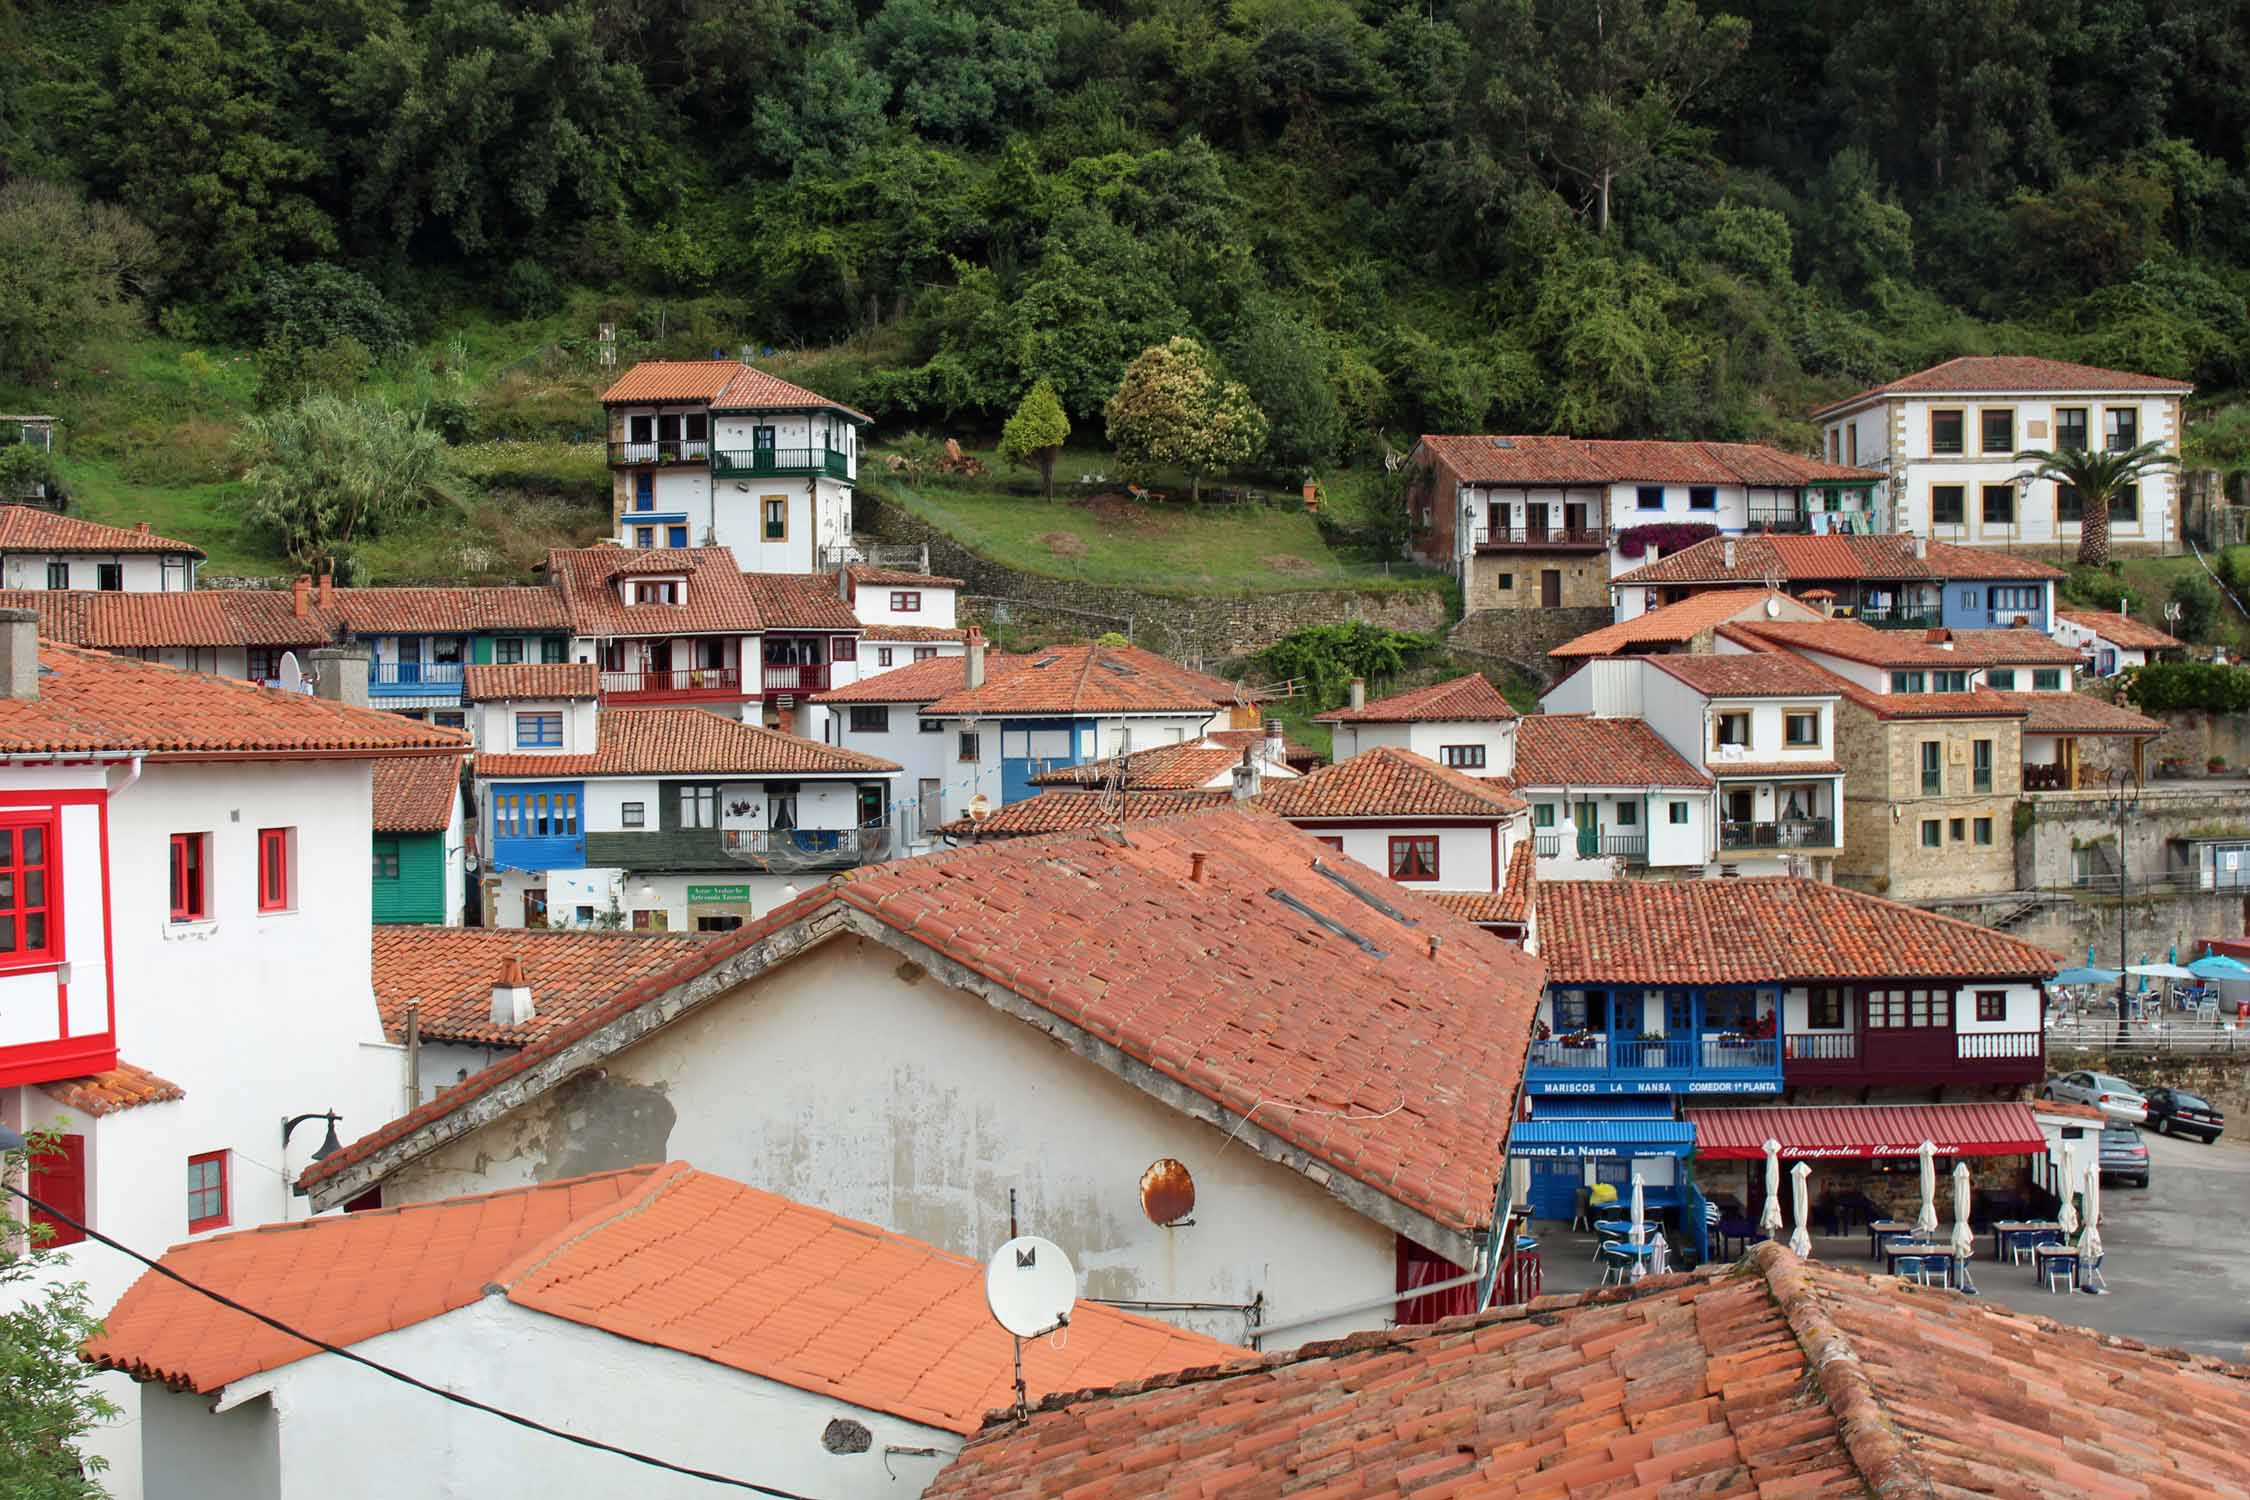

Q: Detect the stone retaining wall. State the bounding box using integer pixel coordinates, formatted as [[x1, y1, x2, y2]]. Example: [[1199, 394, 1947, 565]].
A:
[[1447, 606, 1611, 685], [2049, 1046, 2250, 1132]]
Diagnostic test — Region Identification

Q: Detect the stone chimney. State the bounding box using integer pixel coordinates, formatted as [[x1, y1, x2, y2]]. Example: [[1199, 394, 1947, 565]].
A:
[[490, 954, 534, 1028], [836, 564, 853, 601], [1231, 746, 1262, 801], [1722, 537, 1736, 569], [0, 608, 38, 701], [309, 645, 370, 708], [1348, 677, 1366, 710], [965, 628, 986, 690], [291, 575, 311, 618], [1911, 534, 1929, 560], [317, 574, 334, 610], [1262, 715, 1286, 768], [134, 521, 151, 535]]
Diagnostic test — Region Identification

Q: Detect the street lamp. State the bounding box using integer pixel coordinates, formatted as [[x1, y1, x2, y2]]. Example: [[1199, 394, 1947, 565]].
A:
[[284, 1110, 343, 1198], [2099, 771, 2141, 1043]]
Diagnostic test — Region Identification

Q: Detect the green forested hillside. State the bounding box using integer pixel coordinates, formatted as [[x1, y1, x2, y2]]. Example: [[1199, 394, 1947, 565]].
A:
[[7, 0, 2250, 478]]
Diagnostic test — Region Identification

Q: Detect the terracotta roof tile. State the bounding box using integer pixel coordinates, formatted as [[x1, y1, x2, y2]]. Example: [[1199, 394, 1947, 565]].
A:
[[0, 507, 202, 556], [938, 790, 1237, 839], [546, 546, 766, 638], [1419, 436, 1880, 487], [599, 360, 743, 404], [1943, 628, 2083, 666], [1032, 742, 1252, 791], [1613, 534, 2064, 586], [1716, 626, 2035, 723], [1990, 691, 2166, 736], [1645, 653, 1843, 697], [372, 754, 463, 832], [328, 586, 572, 635], [1316, 673, 1519, 724], [461, 663, 600, 702], [40, 1061, 184, 1116], [1537, 876, 2061, 983], [848, 564, 964, 589], [0, 590, 332, 649], [1207, 726, 1322, 770], [2056, 608, 2182, 650], [1552, 590, 1815, 659], [1813, 355, 2193, 417], [307, 810, 1546, 1238], [94, 1165, 1231, 1429], [813, 651, 1022, 705], [373, 925, 707, 1046], [0, 641, 467, 758], [1727, 618, 1999, 668], [742, 572, 862, 632], [922, 643, 1247, 717], [1418, 844, 1535, 928], [1257, 747, 1527, 819], [862, 623, 969, 643], [1510, 716, 1710, 788], [712, 364, 872, 422], [474, 707, 898, 778], [1708, 759, 1843, 777]]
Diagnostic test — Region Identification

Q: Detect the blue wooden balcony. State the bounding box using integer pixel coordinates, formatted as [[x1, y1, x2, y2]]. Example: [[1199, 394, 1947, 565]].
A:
[[1524, 1035, 1782, 1097], [371, 661, 466, 701]]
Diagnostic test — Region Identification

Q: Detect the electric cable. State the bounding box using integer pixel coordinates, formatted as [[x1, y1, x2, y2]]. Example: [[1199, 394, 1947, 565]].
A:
[[2, 1180, 823, 1497]]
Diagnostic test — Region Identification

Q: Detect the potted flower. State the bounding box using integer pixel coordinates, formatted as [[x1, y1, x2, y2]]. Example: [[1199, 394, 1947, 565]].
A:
[[2210, 756, 2229, 775], [1636, 1030, 1669, 1067]]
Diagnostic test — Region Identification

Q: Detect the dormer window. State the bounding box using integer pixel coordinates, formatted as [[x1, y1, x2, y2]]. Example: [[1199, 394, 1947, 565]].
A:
[[630, 580, 681, 605]]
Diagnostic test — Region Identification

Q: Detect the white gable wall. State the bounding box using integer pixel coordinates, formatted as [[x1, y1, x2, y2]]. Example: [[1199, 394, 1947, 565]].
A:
[[1329, 719, 1518, 776]]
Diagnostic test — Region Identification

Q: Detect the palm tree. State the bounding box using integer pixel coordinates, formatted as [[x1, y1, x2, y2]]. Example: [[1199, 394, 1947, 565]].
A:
[[2013, 440, 2179, 567]]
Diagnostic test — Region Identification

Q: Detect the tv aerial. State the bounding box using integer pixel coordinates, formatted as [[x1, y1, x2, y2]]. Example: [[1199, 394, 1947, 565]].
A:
[[984, 1233, 1076, 1420]]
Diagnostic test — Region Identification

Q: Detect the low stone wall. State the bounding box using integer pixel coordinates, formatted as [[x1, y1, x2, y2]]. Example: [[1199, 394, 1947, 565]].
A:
[[861, 494, 1450, 661], [1448, 606, 1611, 685], [2016, 781, 2250, 889], [1934, 886, 2242, 964], [2049, 1046, 2250, 1131], [2146, 709, 2250, 774]]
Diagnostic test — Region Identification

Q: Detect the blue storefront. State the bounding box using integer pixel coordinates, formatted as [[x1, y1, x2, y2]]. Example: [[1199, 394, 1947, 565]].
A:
[[1514, 1099, 1697, 1224]]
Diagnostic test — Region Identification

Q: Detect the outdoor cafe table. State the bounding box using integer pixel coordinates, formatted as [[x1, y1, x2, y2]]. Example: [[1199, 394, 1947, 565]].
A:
[[1881, 1240, 1955, 1282], [1866, 1219, 1915, 1259], [2032, 1242, 2085, 1288], [1992, 1219, 2061, 1262]]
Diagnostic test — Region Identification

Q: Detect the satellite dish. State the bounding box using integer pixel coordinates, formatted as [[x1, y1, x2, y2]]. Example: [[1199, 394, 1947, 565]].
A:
[[1763, 596, 1781, 618], [276, 651, 305, 692], [984, 1235, 1075, 1339], [967, 792, 991, 823], [1139, 1158, 1196, 1226]]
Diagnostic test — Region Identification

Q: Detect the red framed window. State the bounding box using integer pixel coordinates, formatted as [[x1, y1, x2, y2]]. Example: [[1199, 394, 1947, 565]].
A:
[[28, 1133, 86, 1248], [0, 812, 58, 965], [257, 828, 291, 912], [1975, 990, 2007, 1023], [169, 833, 208, 922], [832, 635, 857, 662], [890, 590, 922, 612], [1388, 836, 1439, 881], [186, 1151, 229, 1232]]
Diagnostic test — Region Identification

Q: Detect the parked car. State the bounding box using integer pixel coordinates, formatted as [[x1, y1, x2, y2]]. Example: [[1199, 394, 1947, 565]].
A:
[[2098, 1121, 2151, 1188], [2041, 1071, 2149, 1123], [2143, 1086, 2226, 1144]]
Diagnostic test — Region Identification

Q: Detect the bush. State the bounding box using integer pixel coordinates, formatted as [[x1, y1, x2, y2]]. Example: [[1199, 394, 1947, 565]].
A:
[[2124, 661, 2250, 714], [233, 395, 455, 576], [2063, 564, 2143, 616], [1255, 623, 1444, 712], [0, 444, 63, 502], [1614, 522, 1720, 559], [2170, 573, 2221, 643], [254, 334, 374, 408], [499, 257, 564, 317], [254, 263, 411, 363]]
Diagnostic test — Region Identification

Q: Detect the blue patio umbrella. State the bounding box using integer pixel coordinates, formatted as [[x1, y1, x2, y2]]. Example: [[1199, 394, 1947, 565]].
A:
[[2189, 954, 2250, 981], [2055, 966, 2122, 985]]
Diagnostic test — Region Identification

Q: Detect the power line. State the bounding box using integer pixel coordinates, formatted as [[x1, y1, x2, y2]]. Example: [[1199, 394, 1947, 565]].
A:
[[3, 1180, 822, 1498]]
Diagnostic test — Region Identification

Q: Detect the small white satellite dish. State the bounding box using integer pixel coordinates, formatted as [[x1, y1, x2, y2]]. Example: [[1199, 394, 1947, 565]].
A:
[[275, 651, 305, 692], [1763, 596, 1781, 618], [984, 1235, 1075, 1339]]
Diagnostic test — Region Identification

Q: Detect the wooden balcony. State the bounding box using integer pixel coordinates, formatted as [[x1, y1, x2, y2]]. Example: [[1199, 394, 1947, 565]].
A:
[[1719, 817, 1836, 852], [607, 439, 711, 467], [1525, 1035, 1781, 1096], [712, 447, 851, 480], [1472, 524, 1607, 551], [599, 667, 745, 704], [1747, 506, 1812, 533], [1573, 830, 1646, 861], [721, 827, 891, 870], [760, 662, 831, 694], [2024, 763, 2076, 792], [1781, 1028, 2043, 1088]]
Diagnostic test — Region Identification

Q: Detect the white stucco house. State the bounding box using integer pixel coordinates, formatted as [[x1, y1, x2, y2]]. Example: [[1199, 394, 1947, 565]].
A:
[[2052, 607, 2184, 676], [0, 619, 468, 1496], [842, 563, 968, 673], [1507, 713, 1713, 881], [0, 506, 203, 591], [301, 808, 1545, 1351], [1812, 355, 2192, 549], [89, 1164, 1233, 1500], [600, 360, 867, 571], [1315, 673, 1521, 776]]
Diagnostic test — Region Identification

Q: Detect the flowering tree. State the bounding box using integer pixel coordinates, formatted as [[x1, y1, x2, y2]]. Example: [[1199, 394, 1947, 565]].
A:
[[1103, 337, 1267, 500]]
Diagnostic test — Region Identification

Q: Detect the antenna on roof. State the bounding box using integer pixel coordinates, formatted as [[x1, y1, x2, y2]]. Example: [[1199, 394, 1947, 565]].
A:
[[985, 1212, 1075, 1423]]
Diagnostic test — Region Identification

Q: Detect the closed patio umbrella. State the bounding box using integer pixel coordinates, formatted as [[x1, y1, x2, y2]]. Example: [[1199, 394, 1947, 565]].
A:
[[2057, 1143, 2080, 1237], [1788, 1162, 1812, 1258], [1759, 1139, 1783, 1240], [1629, 1173, 1647, 1280], [1950, 1161, 1975, 1294], [1914, 1140, 1939, 1237], [2079, 1163, 2102, 1291], [1508, 1154, 1530, 1221]]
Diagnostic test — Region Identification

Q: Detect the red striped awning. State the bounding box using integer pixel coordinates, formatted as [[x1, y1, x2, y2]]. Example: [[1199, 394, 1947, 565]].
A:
[[1684, 1102, 2045, 1160]]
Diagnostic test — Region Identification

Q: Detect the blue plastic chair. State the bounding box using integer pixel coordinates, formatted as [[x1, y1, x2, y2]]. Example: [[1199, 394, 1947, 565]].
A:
[[1893, 1254, 1931, 1285], [2043, 1251, 2080, 1293], [1599, 1246, 1635, 1287], [2016, 1229, 2061, 1267]]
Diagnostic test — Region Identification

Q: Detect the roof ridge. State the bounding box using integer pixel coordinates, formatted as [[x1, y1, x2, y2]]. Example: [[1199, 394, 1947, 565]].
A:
[[489, 1161, 700, 1293]]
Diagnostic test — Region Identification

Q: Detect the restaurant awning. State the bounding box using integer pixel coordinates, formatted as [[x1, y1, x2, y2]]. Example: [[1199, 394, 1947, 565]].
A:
[[1683, 1102, 2044, 1161], [1530, 1096, 1678, 1119], [1506, 1120, 1696, 1159]]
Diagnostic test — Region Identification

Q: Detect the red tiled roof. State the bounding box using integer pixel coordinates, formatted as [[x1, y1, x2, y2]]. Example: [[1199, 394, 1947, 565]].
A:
[[1644, 652, 1843, 697], [373, 925, 706, 1046], [848, 564, 964, 589], [862, 623, 968, 643], [1726, 618, 1999, 668], [1497, 836, 1534, 923], [931, 1243, 2250, 1500], [604, 549, 694, 578], [1550, 589, 1814, 659], [1257, 747, 1527, 819], [1686, 1102, 2047, 1159], [328, 586, 571, 635], [1032, 742, 1247, 790], [1416, 843, 1536, 928], [712, 364, 873, 422], [812, 650, 1021, 705], [1991, 691, 2166, 736], [1510, 715, 1710, 788], [1538, 876, 2061, 984], [0, 590, 332, 649], [546, 546, 766, 638], [0, 642, 467, 758], [40, 1062, 184, 1117], [922, 643, 1247, 717], [1708, 759, 1843, 778], [93, 1164, 1231, 1427], [742, 572, 861, 632], [0, 507, 202, 557], [372, 754, 462, 832], [599, 360, 742, 405], [1315, 673, 1519, 724], [1207, 726, 1323, 770], [938, 790, 1237, 839], [1813, 354, 2194, 417], [475, 707, 898, 778], [1613, 533, 2064, 586], [1943, 627, 2082, 666], [460, 663, 600, 702], [1717, 625, 2034, 723], [306, 810, 1547, 1239], [2057, 607, 2183, 650], [1418, 435, 1880, 487]]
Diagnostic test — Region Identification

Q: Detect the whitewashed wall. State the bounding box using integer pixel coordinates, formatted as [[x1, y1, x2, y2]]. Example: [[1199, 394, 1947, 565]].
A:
[[1, 554, 184, 591], [1329, 718, 1518, 777]]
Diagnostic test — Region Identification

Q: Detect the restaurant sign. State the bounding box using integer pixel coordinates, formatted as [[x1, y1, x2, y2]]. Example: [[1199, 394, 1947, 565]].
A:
[[686, 884, 751, 904]]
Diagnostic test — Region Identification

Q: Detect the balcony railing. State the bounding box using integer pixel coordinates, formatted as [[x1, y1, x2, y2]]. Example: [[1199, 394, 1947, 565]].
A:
[[1719, 817, 1836, 851], [1471, 525, 1606, 549], [1746, 506, 1811, 533], [608, 439, 712, 466], [761, 662, 831, 694], [1856, 607, 1941, 630], [1526, 1035, 1781, 1082], [2024, 763, 2075, 792], [1534, 833, 1560, 857], [599, 667, 742, 702], [721, 827, 892, 870], [1574, 831, 1647, 860], [712, 447, 852, 480], [372, 661, 466, 690], [1782, 1028, 2043, 1085]]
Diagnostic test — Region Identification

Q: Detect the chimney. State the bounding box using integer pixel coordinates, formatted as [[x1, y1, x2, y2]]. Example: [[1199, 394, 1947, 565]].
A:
[[1189, 851, 1208, 883], [291, 575, 311, 618], [836, 565, 853, 601], [1911, 534, 1928, 560], [490, 955, 534, 1028], [134, 521, 151, 535], [1262, 715, 1286, 768], [965, 628, 986, 690], [309, 645, 370, 708], [774, 701, 796, 735], [0, 608, 38, 701], [1348, 677, 1366, 710], [1231, 747, 1262, 801], [318, 574, 334, 609], [1722, 537, 1736, 569]]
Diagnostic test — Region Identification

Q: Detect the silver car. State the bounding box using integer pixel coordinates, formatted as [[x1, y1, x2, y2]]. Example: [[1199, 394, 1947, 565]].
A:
[[2042, 1070, 2149, 1123]]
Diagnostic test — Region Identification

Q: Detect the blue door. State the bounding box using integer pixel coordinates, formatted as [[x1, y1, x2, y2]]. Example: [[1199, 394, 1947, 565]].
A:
[[1529, 1159, 1581, 1221]]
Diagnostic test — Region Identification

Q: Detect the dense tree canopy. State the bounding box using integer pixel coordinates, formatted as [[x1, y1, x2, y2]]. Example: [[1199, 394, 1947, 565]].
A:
[[10, 0, 2250, 453]]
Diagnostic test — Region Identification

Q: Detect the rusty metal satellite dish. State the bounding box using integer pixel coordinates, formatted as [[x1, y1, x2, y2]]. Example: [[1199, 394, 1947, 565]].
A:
[[1140, 1157, 1196, 1226]]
